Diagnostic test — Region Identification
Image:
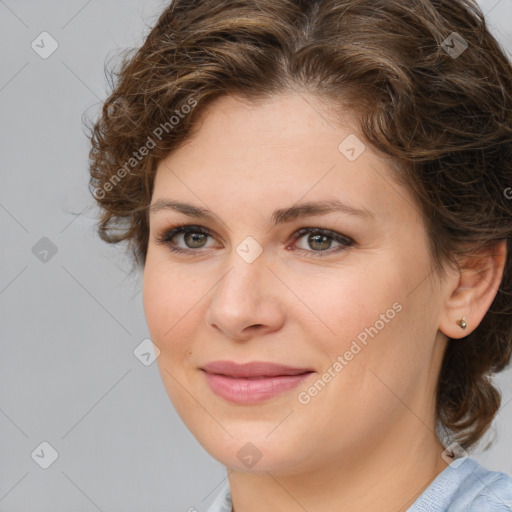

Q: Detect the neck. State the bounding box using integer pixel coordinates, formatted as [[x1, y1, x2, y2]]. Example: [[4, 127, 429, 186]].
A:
[[226, 423, 450, 512]]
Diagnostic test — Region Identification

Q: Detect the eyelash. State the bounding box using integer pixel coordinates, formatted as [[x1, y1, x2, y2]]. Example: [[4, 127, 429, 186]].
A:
[[154, 223, 354, 259]]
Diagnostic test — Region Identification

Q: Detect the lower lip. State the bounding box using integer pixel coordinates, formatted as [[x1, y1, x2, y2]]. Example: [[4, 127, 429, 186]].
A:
[[202, 370, 313, 405]]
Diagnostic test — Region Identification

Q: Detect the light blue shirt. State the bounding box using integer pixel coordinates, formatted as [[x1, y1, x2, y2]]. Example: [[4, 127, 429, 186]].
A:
[[206, 457, 512, 511]]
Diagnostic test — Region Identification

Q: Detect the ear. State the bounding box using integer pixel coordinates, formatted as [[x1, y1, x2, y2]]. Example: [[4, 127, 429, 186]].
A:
[[438, 240, 507, 339]]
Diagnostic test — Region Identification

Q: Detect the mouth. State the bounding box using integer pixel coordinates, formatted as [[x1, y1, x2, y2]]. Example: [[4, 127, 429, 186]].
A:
[[200, 360, 315, 404], [201, 360, 314, 378]]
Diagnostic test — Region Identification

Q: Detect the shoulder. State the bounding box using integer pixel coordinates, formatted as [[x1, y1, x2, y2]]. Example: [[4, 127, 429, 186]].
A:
[[408, 457, 512, 512], [466, 469, 512, 511], [206, 482, 232, 512]]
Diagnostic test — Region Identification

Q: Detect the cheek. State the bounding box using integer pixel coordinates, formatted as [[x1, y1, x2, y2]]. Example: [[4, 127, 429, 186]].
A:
[[142, 261, 197, 356], [143, 262, 202, 410], [143, 264, 169, 341], [306, 261, 402, 356], [307, 259, 434, 416], [306, 256, 430, 418]]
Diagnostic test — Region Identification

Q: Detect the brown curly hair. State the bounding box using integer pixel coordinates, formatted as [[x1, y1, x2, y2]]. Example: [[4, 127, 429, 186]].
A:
[[86, 0, 512, 452]]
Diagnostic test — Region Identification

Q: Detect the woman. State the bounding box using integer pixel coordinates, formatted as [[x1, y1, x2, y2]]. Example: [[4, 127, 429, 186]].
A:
[[87, 0, 512, 510]]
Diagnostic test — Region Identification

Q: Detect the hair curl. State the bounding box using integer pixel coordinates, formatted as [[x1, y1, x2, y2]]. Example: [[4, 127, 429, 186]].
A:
[[86, 0, 512, 452]]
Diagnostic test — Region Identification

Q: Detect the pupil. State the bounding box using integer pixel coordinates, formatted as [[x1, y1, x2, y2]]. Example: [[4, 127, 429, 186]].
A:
[[310, 234, 330, 251], [185, 232, 206, 248]]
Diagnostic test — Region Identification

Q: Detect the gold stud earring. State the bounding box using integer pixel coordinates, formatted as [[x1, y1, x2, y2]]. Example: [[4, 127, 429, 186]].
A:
[[456, 316, 467, 330]]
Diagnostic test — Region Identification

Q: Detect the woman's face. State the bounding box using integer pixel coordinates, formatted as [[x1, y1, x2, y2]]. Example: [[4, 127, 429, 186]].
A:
[[143, 92, 450, 474]]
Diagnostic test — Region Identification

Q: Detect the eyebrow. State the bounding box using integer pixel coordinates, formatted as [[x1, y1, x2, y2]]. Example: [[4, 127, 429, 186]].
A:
[[148, 198, 375, 226]]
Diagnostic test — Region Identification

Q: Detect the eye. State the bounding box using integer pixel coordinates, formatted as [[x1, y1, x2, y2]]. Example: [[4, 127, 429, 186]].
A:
[[288, 227, 354, 258], [154, 224, 215, 256], [154, 224, 354, 258]]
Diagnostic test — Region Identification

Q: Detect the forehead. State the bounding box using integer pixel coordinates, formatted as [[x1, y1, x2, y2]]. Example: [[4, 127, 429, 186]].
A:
[[152, 92, 414, 225]]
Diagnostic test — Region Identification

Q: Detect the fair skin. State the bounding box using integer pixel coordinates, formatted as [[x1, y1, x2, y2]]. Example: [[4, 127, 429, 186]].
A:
[[142, 92, 506, 512]]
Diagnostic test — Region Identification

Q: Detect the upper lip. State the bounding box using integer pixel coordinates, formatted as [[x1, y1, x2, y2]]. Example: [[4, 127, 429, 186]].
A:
[[201, 360, 314, 378]]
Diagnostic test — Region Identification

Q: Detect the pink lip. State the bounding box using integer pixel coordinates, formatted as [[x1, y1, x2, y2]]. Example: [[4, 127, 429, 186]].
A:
[[200, 360, 314, 404]]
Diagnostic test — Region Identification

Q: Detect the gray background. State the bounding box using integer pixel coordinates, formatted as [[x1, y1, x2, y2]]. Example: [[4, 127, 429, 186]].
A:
[[0, 0, 511, 510]]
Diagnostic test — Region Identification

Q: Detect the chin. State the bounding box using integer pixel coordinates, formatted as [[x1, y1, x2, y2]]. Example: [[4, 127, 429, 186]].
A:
[[188, 423, 310, 474]]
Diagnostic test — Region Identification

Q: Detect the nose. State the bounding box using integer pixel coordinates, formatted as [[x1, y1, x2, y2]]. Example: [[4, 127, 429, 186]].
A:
[[204, 247, 286, 341]]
